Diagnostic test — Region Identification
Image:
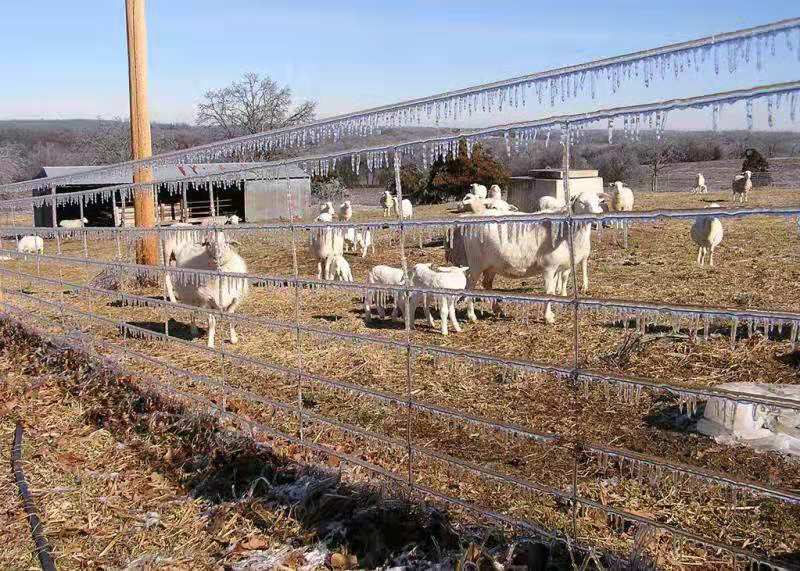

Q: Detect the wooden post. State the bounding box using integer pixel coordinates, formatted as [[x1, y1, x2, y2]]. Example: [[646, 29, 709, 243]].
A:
[[180, 185, 188, 222], [125, 0, 157, 265]]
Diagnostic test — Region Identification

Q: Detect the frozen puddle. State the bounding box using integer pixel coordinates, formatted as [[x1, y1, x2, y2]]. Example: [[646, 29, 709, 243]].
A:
[[696, 383, 800, 456]]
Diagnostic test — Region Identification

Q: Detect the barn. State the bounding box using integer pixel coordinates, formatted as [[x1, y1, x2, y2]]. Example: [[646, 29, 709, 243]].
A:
[[32, 163, 311, 227]]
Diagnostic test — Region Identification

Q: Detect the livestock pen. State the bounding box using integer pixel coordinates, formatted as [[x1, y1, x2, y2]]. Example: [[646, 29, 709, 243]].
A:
[[2, 18, 800, 570]]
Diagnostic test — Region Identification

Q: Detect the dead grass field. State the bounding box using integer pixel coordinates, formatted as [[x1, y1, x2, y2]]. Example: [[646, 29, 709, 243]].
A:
[[1, 186, 799, 569]]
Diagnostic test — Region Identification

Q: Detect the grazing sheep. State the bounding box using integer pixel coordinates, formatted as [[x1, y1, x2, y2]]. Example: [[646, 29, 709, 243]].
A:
[[488, 184, 503, 200], [446, 191, 608, 324], [609, 181, 634, 211], [17, 235, 44, 255], [338, 200, 353, 222], [537, 196, 566, 212], [691, 203, 724, 266], [364, 264, 406, 320], [59, 217, 89, 228], [409, 263, 469, 336], [470, 183, 488, 199], [171, 231, 249, 348], [693, 173, 708, 195], [394, 197, 413, 219], [324, 254, 353, 281], [380, 191, 395, 217], [732, 171, 753, 204], [309, 220, 344, 279]]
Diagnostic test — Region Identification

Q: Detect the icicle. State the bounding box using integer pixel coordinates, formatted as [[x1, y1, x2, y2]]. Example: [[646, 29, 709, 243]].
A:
[[607, 117, 614, 144]]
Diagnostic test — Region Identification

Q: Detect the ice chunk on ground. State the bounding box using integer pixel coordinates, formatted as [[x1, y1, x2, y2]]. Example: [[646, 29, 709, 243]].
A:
[[696, 382, 800, 456]]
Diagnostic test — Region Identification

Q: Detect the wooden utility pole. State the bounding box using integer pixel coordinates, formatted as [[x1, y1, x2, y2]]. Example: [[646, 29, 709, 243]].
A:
[[125, 0, 158, 265]]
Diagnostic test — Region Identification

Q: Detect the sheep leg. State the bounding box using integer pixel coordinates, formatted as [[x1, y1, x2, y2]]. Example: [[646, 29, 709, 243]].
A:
[[226, 299, 240, 344], [581, 258, 589, 293], [439, 298, 449, 336], [164, 272, 177, 303], [408, 293, 418, 330], [424, 294, 435, 328], [709, 247, 715, 267], [481, 271, 501, 316], [206, 313, 217, 348], [316, 261, 324, 280], [696, 248, 703, 265], [449, 298, 461, 333], [543, 270, 557, 324]]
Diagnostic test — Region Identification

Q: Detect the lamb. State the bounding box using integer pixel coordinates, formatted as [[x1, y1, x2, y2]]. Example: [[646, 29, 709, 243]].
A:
[[693, 173, 708, 195], [226, 215, 241, 225], [309, 221, 344, 279], [380, 191, 395, 217], [469, 183, 488, 199], [691, 203, 724, 267], [488, 184, 503, 200], [445, 191, 607, 324], [170, 231, 249, 348], [408, 263, 469, 336], [200, 216, 230, 226], [364, 264, 406, 320], [59, 217, 89, 228], [324, 254, 353, 281], [537, 196, 566, 212], [343, 228, 374, 257], [394, 197, 413, 219], [17, 235, 44, 255], [458, 193, 476, 212], [338, 200, 353, 222], [732, 170, 753, 204], [609, 181, 634, 211]]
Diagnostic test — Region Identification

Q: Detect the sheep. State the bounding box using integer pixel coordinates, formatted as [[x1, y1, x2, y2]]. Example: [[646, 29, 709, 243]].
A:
[[59, 217, 89, 228], [200, 216, 230, 226], [469, 183, 488, 199], [380, 191, 395, 217], [537, 196, 566, 212], [364, 264, 406, 320], [355, 228, 374, 257], [691, 203, 724, 267], [338, 200, 353, 222], [162, 222, 200, 303], [484, 197, 519, 212], [17, 235, 44, 255], [408, 263, 469, 336], [732, 170, 753, 204], [226, 215, 241, 225], [394, 197, 413, 219], [458, 193, 476, 212], [170, 230, 249, 348], [488, 184, 503, 200], [445, 191, 608, 324], [609, 181, 634, 211], [309, 221, 344, 279], [324, 254, 353, 281], [693, 173, 708, 195]]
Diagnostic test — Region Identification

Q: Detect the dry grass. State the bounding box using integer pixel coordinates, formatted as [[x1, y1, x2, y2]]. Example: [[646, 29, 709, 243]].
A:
[[1, 187, 799, 568]]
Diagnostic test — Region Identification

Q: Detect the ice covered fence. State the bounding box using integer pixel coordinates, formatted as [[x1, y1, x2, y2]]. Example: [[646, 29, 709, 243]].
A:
[[697, 383, 800, 456]]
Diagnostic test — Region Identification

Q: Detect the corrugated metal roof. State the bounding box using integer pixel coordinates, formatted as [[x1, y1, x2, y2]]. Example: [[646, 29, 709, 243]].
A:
[[38, 162, 309, 185]]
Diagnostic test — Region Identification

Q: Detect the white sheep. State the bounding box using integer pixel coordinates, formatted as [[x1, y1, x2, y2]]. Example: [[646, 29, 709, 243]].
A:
[[394, 197, 413, 219], [17, 235, 44, 255], [446, 192, 607, 324], [488, 185, 502, 200], [324, 254, 353, 281], [609, 181, 634, 211], [59, 217, 89, 228], [364, 264, 406, 320], [380, 191, 395, 217], [226, 215, 241, 225], [732, 171, 753, 204], [469, 183, 488, 199], [170, 231, 249, 348], [355, 228, 374, 258], [484, 197, 518, 212], [409, 263, 469, 336], [316, 211, 334, 223], [319, 201, 335, 215], [693, 173, 708, 194], [163, 223, 202, 303], [200, 216, 230, 226], [309, 221, 344, 279], [338, 200, 353, 222], [537, 196, 566, 212], [691, 203, 724, 267]]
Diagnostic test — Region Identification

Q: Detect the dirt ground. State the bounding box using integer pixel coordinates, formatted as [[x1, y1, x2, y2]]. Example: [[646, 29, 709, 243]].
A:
[[0, 185, 798, 569]]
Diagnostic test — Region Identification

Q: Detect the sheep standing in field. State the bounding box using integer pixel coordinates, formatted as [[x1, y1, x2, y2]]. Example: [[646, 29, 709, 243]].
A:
[[163, 223, 201, 303], [693, 173, 708, 194], [380, 191, 395, 217], [469, 183, 488, 199], [17, 235, 44, 255], [309, 221, 344, 279], [446, 191, 608, 324], [732, 171, 753, 204], [171, 231, 249, 348], [59, 217, 89, 228], [338, 200, 353, 222], [394, 197, 413, 219], [409, 263, 469, 336], [364, 264, 406, 320], [324, 254, 353, 281], [691, 203, 724, 267], [609, 181, 634, 211]]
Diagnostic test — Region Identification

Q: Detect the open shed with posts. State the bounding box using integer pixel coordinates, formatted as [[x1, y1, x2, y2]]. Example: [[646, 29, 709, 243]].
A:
[[509, 168, 605, 211], [32, 163, 311, 227]]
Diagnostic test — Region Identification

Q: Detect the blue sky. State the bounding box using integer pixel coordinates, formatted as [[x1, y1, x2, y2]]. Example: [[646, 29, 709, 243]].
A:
[[1, 1, 798, 128]]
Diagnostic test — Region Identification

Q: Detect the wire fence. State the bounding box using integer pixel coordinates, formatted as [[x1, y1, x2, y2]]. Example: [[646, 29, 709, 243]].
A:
[[1, 18, 800, 569]]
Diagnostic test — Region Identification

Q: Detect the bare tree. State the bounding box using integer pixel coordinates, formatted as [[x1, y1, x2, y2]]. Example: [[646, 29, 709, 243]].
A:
[[197, 73, 316, 139], [0, 144, 26, 184], [639, 140, 685, 192], [82, 118, 177, 165]]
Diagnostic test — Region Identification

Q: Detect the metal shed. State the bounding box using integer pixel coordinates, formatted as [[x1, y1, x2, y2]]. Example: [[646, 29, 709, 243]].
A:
[[33, 163, 311, 227]]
